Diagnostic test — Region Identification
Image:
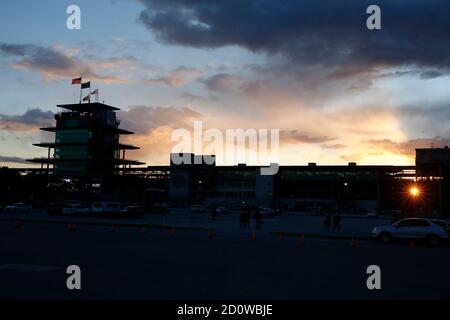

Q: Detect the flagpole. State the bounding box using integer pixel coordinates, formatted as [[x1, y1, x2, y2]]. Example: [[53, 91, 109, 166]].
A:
[[79, 76, 82, 103]]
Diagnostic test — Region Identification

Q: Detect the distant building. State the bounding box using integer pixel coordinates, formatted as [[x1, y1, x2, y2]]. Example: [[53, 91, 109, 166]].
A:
[[166, 153, 415, 213], [28, 102, 144, 177], [169, 153, 216, 204]]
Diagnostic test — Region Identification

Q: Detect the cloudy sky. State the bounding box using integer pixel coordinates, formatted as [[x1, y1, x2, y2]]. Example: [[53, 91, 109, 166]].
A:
[[1, 0, 450, 167]]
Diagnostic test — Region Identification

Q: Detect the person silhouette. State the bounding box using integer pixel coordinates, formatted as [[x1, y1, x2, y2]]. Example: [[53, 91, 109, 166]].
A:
[[254, 208, 262, 230], [323, 213, 332, 232], [332, 214, 342, 233]]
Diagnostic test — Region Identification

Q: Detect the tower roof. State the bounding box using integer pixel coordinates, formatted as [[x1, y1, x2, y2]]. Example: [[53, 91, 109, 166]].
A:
[[57, 102, 120, 112]]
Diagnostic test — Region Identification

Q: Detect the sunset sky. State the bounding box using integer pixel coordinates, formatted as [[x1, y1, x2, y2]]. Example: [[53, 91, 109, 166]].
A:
[[1, 0, 450, 167]]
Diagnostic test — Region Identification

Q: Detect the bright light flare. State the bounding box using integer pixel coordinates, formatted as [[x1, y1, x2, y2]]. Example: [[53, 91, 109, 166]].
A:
[[410, 186, 420, 197]]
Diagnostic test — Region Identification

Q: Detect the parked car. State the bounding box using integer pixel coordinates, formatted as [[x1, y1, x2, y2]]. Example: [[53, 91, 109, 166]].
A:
[[32, 201, 48, 210], [271, 208, 283, 216], [372, 218, 450, 246], [48, 203, 63, 216], [308, 207, 324, 216], [190, 205, 206, 213], [366, 210, 378, 218], [259, 207, 273, 216], [148, 204, 168, 214], [257, 207, 282, 217], [158, 202, 168, 209], [4, 203, 32, 212], [91, 202, 123, 215], [62, 204, 91, 216], [121, 206, 145, 217], [216, 206, 229, 214]]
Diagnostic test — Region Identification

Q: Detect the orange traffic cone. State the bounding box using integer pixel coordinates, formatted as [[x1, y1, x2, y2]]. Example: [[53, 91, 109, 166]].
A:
[[410, 240, 416, 251], [351, 238, 357, 248], [207, 229, 212, 239], [251, 232, 256, 241]]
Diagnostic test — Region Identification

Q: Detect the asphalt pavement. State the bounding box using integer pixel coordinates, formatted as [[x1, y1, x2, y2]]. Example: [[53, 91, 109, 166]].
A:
[[0, 209, 394, 240], [1, 220, 449, 299]]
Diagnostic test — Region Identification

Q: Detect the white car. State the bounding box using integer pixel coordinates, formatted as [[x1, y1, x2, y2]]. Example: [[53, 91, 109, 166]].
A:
[[372, 218, 450, 246], [5, 203, 32, 212]]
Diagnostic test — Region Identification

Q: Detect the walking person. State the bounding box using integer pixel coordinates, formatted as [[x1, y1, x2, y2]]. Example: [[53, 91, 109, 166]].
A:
[[254, 207, 262, 230], [323, 213, 332, 232], [245, 209, 252, 230], [240, 211, 246, 229], [332, 214, 342, 233], [211, 206, 217, 221]]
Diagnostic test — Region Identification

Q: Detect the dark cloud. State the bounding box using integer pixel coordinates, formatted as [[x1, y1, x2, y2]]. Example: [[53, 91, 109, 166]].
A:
[[321, 143, 347, 150], [138, 0, 450, 77], [146, 66, 201, 86], [0, 43, 132, 83], [394, 103, 450, 138], [0, 156, 28, 164], [0, 108, 54, 131], [281, 130, 335, 144], [119, 105, 204, 135], [419, 70, 443, 79], [179, 92, 204, 102], [367, 137, 450, 156], [200, 73, 242, 92], [0, 44, 75, 70]]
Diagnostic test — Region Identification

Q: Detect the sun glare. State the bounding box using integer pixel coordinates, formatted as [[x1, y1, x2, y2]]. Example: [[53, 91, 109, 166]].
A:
[[410, 186, 420, 197]]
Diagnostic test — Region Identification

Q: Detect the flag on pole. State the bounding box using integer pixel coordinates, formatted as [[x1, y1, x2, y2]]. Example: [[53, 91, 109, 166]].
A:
[[81, 81, 91, 89], [71, 77, 82, 84], [82, 94, 91, 102], [91, 89, 99, 102]]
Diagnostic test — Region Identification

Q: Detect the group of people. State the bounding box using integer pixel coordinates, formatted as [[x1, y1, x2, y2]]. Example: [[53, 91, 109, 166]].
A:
[[240, 208, 263, 230], [323, 213, 342, 233]]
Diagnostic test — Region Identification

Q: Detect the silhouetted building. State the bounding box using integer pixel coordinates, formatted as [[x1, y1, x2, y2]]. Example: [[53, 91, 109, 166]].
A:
[[165, 154, 415, 213], [5, 133, 447, 217], [169, 153, 216, 205], [28, 102, 144, 177], [416, 146, 450, 215]]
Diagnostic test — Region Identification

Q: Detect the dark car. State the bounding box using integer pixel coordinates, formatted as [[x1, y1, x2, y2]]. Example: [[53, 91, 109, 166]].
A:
[[148, 204, 168, 214], [47, 203, 63, 216], [121, 206, 145, 217]]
